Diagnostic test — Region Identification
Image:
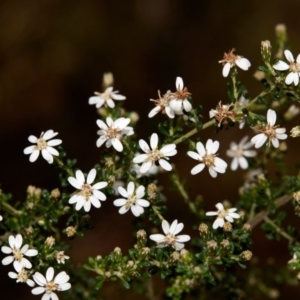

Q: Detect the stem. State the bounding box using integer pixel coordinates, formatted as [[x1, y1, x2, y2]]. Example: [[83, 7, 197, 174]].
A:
[[231, 73, 239, 101], [1, 202, 22, 216], [247, 194, 292, 228], [54, 157, 74, 177], [151, 205, 164, 221], [263, 216, 296, 244], [172, 119, 216, 145]]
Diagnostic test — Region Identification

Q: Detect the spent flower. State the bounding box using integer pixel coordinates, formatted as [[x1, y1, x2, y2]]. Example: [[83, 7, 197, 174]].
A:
[[89, 87, 126, 109], [251, 109, 287, 148], [148, 90, 175, 118], [219, 49, 251, 77], [273, 50, 300, 85]]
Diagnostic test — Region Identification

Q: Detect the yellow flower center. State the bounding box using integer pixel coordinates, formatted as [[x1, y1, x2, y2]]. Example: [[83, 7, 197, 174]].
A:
[[125, 195, 136, 209], [37, 138, 47, 150], [13, 247, 23, 262], [289, 62, 300, 73], [202, 154, 216, 167], [80, 184, 93, 200], [45, 281, 58, 293]]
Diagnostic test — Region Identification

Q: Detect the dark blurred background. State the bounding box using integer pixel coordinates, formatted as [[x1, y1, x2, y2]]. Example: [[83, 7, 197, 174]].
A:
[[1, 0, 300, 298]]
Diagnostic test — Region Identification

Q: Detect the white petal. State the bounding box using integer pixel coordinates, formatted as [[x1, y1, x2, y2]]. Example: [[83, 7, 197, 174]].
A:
[[176, 235, 190, 242], [176, 77, 184, 90], [251, 133, 267, 148], [173, 223, 184, 235], [59, 283, 71, 291], [46, 267, 55, 282], [111, 138, 123, 152], [24, 145, 36, 154], [87, 169, 96, 185], [96, 119, 108, 130], [150, 133, 158, 149], [68, 177, 82, 190], [89, 96, 100, 105], [236, 57, 251, 70], [47, 139, 62, 146], [29, 150, 40, 162], [191, 163, 205, 175], [230, 157, 239, 171], [118, 186, 128, 198], [160, 144, 176, 154], [243, 150, 257, 157], [213, 218, 224, 229], [75, 170, 85, 185], [106, 99, 115, 108], [25, 249, 38, 256], [93, 190, 106, 201], [90, 196, 101, 208], [119, 206, 129, 214], [271, 138, 279, 148], [165, 106, 175, 118], [149, 234, 165, 242], [222, 62, 231, 77], [28, 135, 38, 143], [127, 182, 135, 195], [214, 157, 227, 169], [135, 186, 145, 198], [96, 136, 107, 148], [136, 199, 150, 207], [33, 272, 47, 286], [183, 99, 192, 112], [32, 287, 46, 295], [162, 220, 170, 234], [69, 194, 79, 204], [273, 60, 289, 71], [285, 72, 296, 85], [131, 205, 143, 217], [208, 167, 217, 178], [169, 220, 178, 234], [238, 156, 248, 169], [15, 234, 23, 248], [140, 161, 152, 174], [158, 159, 172, 171], [113, 199, 127, 207], [293, 73, 299, 86], [284, 49, 294, 62], [206, 211, 218, 216], [196, 142, 206, 157], [148, 106, 160, 118], [187, 151, 201, 161], [84, 200, 91, 212], [2, 256, 14, 265], [1, 246, 12, 254], [46, 146, 59, 156], [139, 140, 150, 153], [75, 198, 84, 211], [43, 130, 57, 141]]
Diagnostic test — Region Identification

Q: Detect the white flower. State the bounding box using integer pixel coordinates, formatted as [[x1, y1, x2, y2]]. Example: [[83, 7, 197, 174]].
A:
[[68, 168, 108, 212], [209, 101, 235, 127], [55, 251, 70, 264], [8, 263, 35, 287], [113, 182, 150, 217], [219, 49, 251, 77], [131, 153, 159, 178], [169, 77, 192, 115], [133, 133, 177, 174], [32, 267, 71, 300], [89, 87, 126, 108], [187, 139, 227, 178], [226, 136, 257, 171], [1, 234, 38, 269], [206, 203, 240, 229], [149, 90, 175, 119], [273, 49, 300, 85], [96, 117, 134, 152], [251, 109, 287, 148], [0, 215, 2, 221], [149, 219, 190, 251], [24, 130, 62, 164]]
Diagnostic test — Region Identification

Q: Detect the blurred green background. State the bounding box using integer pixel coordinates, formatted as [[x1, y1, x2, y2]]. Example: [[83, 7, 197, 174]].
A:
[[1, 0, 300, 298]]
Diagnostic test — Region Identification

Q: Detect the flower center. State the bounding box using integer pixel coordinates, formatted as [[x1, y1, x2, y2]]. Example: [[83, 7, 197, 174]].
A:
[[164, 233, 176, 246], [217, 209, 227, 219], [152, 90, 170, 108], [13, 247, 23, 262], [125, 194, 136, 209], [235, 147, 244, 157], [37, 138, 47, 150], [17, 268, 29, 283], [106, 127, 119, 139], [261, 124, 277, 139], [45, 281, 58, 293], [80, 184, 93, 200], [219, 49, 237, 66], [96, 91, 111, 102], [289, 62, 300, 73], [202, 154, 216, 167], [146, 148, 164, 163], [172, 87, 191, 101]]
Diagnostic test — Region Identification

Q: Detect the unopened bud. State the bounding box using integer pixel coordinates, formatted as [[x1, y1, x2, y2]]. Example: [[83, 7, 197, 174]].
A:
[[102, 72, 114, 88], [198, 223, 209, 235], [290, 126, 300, 138], [223, 222, 232, 232], [45, 236, 55, 248], [66, 226, 76, 237], [207, 240, 218, 250], [240, 250, 253, 261], [293, 191, 300, 204], [50, 188, 60, 200], [261, 40, 272, 62]]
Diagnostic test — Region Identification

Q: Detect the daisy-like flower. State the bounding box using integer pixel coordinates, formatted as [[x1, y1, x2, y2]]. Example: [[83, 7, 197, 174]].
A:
[[8, 263, 35, 287], [68, 168, 108, 212], [32, 267, 71, 300], [89, 87, 126, 108], [113, 182, 150, 217], [251, 109, 287, 148], [206, 203, 240, 229], [96, 117, 134, 152], [187, 139, 227, 178], [149, 219, 190, 251], [169, 77, 192, 115], [55, 251, 70, 264], [23, 130, 62, 164], [273, 49, 300, 85], [1, 234, 38, 269], [219, 49, 251, 77], [209, 101, 235, 127], [226, 136, 257, 171], [133, 133, 177, 174], [148, 90, 175, 119]]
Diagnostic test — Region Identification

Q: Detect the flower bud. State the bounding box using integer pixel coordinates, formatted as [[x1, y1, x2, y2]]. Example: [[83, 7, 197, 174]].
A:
[[261, 40, 272, 62], [66, 226, 76, 237], [102, 72, 114, 88], [44, 236, 55, 248], [240, 250, 253, 261], [290, 126, 300, 138]]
